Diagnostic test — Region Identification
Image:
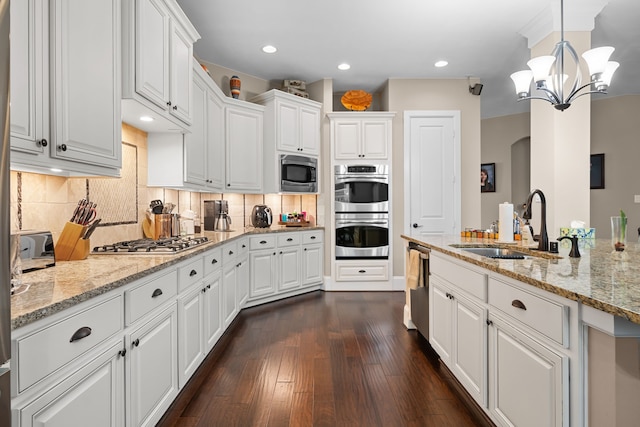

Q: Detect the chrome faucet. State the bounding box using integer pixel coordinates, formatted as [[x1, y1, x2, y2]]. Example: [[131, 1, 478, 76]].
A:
[[522, 189, 549, 252]]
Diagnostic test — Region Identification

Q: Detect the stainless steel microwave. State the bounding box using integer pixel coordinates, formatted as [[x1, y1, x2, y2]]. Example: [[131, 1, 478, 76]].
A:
[[280, 154, 317, 193]]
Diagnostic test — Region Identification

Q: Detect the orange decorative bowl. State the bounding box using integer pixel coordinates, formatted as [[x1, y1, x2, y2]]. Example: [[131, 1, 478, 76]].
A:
[[341, 90, 372, 111]]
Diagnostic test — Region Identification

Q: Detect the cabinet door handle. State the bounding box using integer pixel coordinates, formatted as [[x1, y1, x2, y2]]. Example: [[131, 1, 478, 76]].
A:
[[412, 223, 423, 228], [190, 269, 198, 277], [236, 262, 241, 267], [58, 143, 67, 152], [167, 101, 172, 107], [242, 244, 246, 248], [152, 288, 163, 298], [37, 138, 48, 147], [133, 338, 140, 347], [172, 105, 178, 110], [229, 250, 234, 255], [202, 287, 207, 293], [511, 299, 527, 310], [118, 348, 127, 358], [207, 284, 211, 289], [304, 248, 307, 251], [486, 319, 493, 326], [211, 259, 218, 264], [69, 326, 92, 342]]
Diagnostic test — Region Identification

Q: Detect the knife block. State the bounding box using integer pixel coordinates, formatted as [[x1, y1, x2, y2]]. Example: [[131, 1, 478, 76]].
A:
[[55, 222, 89, 261]]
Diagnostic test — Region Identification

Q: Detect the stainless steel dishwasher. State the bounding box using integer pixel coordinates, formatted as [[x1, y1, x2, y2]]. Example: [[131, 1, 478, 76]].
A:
[[407, 242, 430, 339]]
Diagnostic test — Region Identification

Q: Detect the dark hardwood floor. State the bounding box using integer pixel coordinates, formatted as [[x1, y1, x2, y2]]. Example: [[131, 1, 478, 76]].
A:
[[158, 291, 486, 427]]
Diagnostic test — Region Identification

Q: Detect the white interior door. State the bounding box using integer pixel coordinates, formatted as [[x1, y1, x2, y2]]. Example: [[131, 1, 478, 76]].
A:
[[404, 111, 460, 237]]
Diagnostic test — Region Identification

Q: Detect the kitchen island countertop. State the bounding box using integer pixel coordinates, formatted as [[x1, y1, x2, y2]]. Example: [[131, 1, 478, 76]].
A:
[[12, 226, 323, 330], [402, 234, 640, 325]]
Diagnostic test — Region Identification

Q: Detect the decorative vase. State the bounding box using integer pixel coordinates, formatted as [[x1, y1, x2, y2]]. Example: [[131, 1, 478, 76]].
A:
[[230, 75, 241, 99]]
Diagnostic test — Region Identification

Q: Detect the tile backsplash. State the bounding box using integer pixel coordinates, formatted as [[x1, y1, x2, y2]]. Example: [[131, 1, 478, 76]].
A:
[[10, 124, 317, 248]]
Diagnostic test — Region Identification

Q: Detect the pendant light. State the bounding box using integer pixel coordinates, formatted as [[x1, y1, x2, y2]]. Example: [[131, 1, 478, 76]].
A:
[[510, 0, 619, 111]]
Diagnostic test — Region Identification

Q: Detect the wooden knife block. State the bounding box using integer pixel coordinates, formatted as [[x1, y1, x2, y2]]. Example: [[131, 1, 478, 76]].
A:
[[55, 222, 90, 261]]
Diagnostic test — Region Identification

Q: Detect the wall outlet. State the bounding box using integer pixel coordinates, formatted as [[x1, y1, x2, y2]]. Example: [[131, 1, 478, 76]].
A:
[[635, 195, 640, 203]]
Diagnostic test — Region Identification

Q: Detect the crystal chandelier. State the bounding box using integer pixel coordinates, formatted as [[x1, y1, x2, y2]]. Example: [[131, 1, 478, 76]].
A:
[[510, 0, 619, 111]]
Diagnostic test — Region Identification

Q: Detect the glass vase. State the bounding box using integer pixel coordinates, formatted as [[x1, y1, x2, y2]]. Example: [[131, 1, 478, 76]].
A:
[[611, 216, 627, 252]]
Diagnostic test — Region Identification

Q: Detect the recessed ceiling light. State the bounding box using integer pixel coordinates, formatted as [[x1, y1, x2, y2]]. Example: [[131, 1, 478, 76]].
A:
[[140, 116, 154, 122], [262, 45, 277, 54], [338, 63, 351, 71], [50, 168, 63, 173], [435, 60, 449, 68]]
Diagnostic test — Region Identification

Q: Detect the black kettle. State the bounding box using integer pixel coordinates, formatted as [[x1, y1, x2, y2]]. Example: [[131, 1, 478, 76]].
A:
[[251, 205, 272, 228]]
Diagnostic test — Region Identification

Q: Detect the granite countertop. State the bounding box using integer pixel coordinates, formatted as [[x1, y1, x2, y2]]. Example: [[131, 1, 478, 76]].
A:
[[401, 234, 640, 325], [12, 226, 323, 330]]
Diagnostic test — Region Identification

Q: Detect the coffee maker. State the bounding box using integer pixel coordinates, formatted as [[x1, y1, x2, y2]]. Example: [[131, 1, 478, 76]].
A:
[[204, 200, 232, 232]]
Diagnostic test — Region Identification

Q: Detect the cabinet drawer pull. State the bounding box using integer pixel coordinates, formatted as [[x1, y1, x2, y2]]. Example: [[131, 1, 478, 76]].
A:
[[172, 105, 178, 110], [310, 236, 316, 240], [211, 259, 218, 264], [152, 288, 163, 298], [189, 269, 198, 277], [202, 287, 206, 293], [207, 284, 211, 289], [69, 326, 92, 343], [511, 299, 527, 310], [236, 262, 241, 267], [229, 250, 234, 255], [242, 244, 246, 248], [260, 240, 267, 244], [358, 270, 366, 273], [286, 238, 293, 242]]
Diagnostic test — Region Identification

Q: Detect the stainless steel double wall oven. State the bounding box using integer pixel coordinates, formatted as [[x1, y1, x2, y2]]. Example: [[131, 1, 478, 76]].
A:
[[334, 165, 389, 259]]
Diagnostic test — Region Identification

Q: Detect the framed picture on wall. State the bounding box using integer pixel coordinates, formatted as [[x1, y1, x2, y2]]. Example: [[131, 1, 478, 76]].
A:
[[481, 163, 495, 193], [590, 153, 605, 189]]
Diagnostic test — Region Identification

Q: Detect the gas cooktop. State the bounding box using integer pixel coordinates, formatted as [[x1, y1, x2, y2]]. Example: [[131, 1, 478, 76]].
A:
[[92, 236, 209, 254]]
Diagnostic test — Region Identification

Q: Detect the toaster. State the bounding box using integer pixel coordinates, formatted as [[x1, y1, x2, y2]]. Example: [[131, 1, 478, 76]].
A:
[[13, 230, 56, 273]]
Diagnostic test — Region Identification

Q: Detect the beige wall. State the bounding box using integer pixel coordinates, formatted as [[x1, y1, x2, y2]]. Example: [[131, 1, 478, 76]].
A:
[[385, 78, 482, 276], [480, 112, 530, 228], [481, 94, 640, 242], [591, 95, 640, 240]]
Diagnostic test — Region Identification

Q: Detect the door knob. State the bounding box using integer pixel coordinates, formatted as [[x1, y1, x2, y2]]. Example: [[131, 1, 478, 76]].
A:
[[412, 223, 422, 228]]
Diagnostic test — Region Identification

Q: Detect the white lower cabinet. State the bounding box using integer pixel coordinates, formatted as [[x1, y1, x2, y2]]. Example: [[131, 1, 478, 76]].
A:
[[222, 262, 237, 328], [429, 276, 487, 407], [488, 312, 566, 427], [248, 231, 323, 305], [126, 305, 178, 427], [12, 231, 323, 427], [429, 252, 572, 427], [17, 340, 124, 427], [177, 285, 204, 389]]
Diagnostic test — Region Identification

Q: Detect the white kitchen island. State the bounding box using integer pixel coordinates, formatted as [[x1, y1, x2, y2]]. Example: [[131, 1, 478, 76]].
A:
[[402, 234, 640, 427]]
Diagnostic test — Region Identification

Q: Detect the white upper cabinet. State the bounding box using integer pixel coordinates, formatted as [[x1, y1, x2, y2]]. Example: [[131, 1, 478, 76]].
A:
[[328, 112, 394, 161], [10, 0, 122, 177], [122, 0, 199, 131], [251, 89, 322, 156], [225, 101, 264, 193], [184, 60, 225, 190]]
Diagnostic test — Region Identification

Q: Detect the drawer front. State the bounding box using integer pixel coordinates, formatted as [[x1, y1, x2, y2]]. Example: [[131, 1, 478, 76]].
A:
[[237, 238, 249, 256], [277, 233, 301, 247], [204, 247, 223, 276], [126, 269, 178, 325], [250, 235, 276, 250], [302, 230, 323, 244], [222, 241, 238, 265], [16, 295, 123, 393], [489, 277, 567, 346], [335, 263, 388, 281], [430, 254, 487, 301], [178, 257, 204, 293]]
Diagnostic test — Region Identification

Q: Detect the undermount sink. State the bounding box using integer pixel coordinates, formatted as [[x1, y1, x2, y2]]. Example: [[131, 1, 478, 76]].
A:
[[460, 247, 531, 259]]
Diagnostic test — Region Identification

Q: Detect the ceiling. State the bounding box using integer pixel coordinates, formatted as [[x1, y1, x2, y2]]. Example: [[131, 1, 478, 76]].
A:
[[176, 0, 640, 119]]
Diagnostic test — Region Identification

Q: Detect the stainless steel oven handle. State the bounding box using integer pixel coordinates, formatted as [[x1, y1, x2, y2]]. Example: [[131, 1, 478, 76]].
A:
[[334, 176, 388, 184], [336, 221, 388, 226]]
